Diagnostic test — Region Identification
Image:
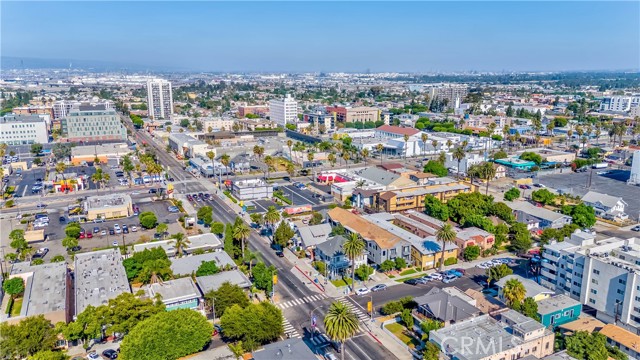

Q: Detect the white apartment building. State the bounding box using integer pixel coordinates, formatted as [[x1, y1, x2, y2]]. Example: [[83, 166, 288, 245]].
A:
[[600, 96, 640, 113], [428, 85, 469, 109], [540, 231, 640, 332], [200, 117, 236, 132], [0, 114, 49, 145], [147, 79, 174, 120], [269, 94, 298, 126], [53, 99, 114, 120]]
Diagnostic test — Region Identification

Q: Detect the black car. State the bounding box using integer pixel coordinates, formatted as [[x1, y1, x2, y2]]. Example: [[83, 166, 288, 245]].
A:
[[109, 229, 115, 235], [69, 245, 81, 252], [102, 349, 118, 359], [59, 216, 66, 223], [404, 278, 420, 285], [276, 251, 284, 257], [148, 188, 157, 194]]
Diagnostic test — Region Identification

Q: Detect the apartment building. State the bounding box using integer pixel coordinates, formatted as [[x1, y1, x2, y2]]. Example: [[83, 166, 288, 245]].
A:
[[53, 99, 114, 120], [200, 117, 236, 132], [599, 96, 640, 112], [269, 94, 298, 126], [62, 104, 127, 142], [303, 107, 336, 133], [74, 249, 130, 316], [147, 79, 173, 120], [231, 179, 274, 200], [238, 105, 268, 118], [0, 114, 49, 145], [326, 106, 380, 123], [373, 179, 473, 213], [540, 231, 640, 331], [430, 310, 555, 360], [428, 85, 469, 109]]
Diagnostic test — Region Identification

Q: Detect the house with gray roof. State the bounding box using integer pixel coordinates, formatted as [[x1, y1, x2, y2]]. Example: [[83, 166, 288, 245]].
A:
[[146, 277, 202, 312], [252, 338, 316, 360], [133, 233, 223, 257], [195, 270, 252, 294], [509, 200, 572, 229], [297, 223, 332, 249], [315, 235, 367, 280], [581, 191, 628, 219], [170, 251, 236, 276], [414, 287, 481, 325], [74, 249, 130, 316], [356, 167, 401, 186]]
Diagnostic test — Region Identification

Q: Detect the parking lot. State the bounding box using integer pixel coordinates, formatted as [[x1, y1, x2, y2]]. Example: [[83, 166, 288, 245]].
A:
[[537, 169, 640, 218], [280, 184, 323, 206]]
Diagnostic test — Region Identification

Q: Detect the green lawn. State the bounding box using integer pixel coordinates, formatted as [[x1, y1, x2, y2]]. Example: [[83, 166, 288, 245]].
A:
[[10, 298, 23, 317], [399, 268, 418, 276], [331, 278, 353, 287], [385, 323, 421, 349]]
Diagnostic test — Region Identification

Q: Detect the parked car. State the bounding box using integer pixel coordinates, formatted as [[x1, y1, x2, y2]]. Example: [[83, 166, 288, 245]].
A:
[[325, 353, 338, 360], [429, 272, 444, 281], [33, 248, 49, 259], [442, 274, 457, 284], [114, 224, 121, 233], [454, 268, 466, 275], [404, 278, 420, 285], [355, 287, 370, 296], [93, 227, 100, 233], [631, 225, 640, 232], [69, 245, 81, 252], [131, 225, 138, 232], [87, 352, 101, 360], [86, 232, 93, 239], [371, 284, 387, 292], [101, 229, 107, 236], [109, 228, 115, 235], [112, 240, 119, 247], [168, 206, 180, 213], [102, 349, 118, 359], [445, 269, 463, 277]]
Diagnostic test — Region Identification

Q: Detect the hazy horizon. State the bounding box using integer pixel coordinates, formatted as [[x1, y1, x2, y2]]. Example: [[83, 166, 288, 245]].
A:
[[2, 1, 639, 73]]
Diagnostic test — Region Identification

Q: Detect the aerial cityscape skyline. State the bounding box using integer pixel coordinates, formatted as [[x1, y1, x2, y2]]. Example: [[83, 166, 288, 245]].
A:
[[2, 1, 639, 72]]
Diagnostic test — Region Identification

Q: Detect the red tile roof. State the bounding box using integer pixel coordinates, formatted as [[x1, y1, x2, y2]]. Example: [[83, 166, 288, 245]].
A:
[[376, 125, 420, 136]]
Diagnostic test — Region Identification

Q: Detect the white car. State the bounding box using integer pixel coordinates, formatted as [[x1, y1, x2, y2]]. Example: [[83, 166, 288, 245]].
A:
[[112, 240, 119, 247], [355, 287, 370, 296], [87, 353, 101, 360], [114, 224, 121, 233], [477, 263, 491, 269], [429, 272, 444, 281], [131, 225, 138, 232]]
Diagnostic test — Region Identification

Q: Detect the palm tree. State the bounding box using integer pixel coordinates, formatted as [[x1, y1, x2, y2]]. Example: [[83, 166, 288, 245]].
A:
[[343, 233, 365, 293], [376, 143, 384, 164], [206, 151, 215, 179], [91, 168, 104, 194], [220, 153, 230, 179], [264, 156, 274, 179], [436, 224, 456, 271], [502, 278, 526, 307], [431, 140, 438, 160], [324, 301, 359, 360], [286, 162, 295, 177], [342, 152, 350, 168], [452, 147, 466, 180], [170, 233, 191, 257], [403, 134, 410, 164], [421, 133, 428, 158], [478, 162, 497, 195], [328, 153, 336, 167], [233, 223, 251, 257], [360, 148, 369, 164], [243, 250, 260, 272], [264, 206, 281, 229], [253, 145, 264, 161], [101, 173, 111, 192], [286, 139, 293, 161]]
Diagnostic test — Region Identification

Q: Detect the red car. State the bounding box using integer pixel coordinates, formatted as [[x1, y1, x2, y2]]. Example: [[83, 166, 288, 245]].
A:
[[86, 232, 93, 239], [79, 233, 85, 239]]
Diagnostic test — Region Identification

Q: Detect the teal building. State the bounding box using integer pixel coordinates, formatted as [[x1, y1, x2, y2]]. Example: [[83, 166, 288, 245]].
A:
[[536, 294, 582, 328]]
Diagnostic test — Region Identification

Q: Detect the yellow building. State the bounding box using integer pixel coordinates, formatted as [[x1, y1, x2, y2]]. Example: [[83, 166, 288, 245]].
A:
[[410, 237, 459, 270], [374, 180, 474, 213]]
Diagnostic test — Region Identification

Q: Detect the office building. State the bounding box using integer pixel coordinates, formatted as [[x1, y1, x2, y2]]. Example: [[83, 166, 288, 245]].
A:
[[269, 94, 298, 126], [146, 278, 202, 312], [70, 143, 131, 165], [326, 106, 380, 124], [629, 150, 640, 186], [231, 178, 274, 200], [0, 114, 49, 145], [536, 295, 582, 328], [302, 107, 336, 133], [53, 100, 114, 120], [168, 133, 210, 158], [84, 194, 133, 220], [540, 231, 640, 331], [200, 117, 236, 132], [599, 96, 640, 112], [62, 104, 126, 142], [74, 249, 130, 316], [147, 79, 174, 120], [237, 105, 268, 118]]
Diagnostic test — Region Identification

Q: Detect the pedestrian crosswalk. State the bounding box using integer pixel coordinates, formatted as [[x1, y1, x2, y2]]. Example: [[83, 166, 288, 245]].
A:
[[276, 294, 328, 309], [308, 333, 332, 347], [336, 296, 370, 333], [282, 317, 301, 339]]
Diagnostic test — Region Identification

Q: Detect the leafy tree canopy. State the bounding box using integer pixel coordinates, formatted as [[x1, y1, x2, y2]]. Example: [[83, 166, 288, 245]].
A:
[[220, 302, 284, 351], [0, 315, 57, 359], [423, 160, 448, 177]]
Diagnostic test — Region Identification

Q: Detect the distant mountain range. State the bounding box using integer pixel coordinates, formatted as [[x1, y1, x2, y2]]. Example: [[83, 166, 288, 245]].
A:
[[1, 56, 170, 72]]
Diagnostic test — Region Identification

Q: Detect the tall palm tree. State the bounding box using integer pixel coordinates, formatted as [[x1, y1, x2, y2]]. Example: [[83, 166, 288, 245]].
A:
[[342, 152, 350, 168], [101, 173, 111, 192], [421, 133, 428, 158], [170, 232, 191, 257], [328, 153, 336, 167], [233, 223, 251, 257], [376, 143, 384, 164], [264, 206, 281, 229], [436, 224, 456, 271], [324, 301, 359, 360], [452, 147, 466, 180], [243, 250, 260, 272], [360, 148, 369, 164], [403, 134, 410, 164], [343, 233, 365, 293], [478, 162, 497, 195], [287, 139, 293, 161], [91, 168, 104, 194], [206, 151, 215, 179], [502, 278, 526, 307], [431, 140, 438, 160], [286, 162, 295, 177], [220, 153, 231, 179], [264, 156, 274, 179]]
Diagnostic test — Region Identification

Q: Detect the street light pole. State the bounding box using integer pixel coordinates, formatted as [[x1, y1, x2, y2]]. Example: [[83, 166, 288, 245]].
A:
[[310, 304, 325, 340]]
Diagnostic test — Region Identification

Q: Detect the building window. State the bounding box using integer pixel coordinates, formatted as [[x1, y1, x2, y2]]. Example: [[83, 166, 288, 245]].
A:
[[617, 289, 624, 295], [619, 279, 627, 285], [589, 298, 596, 304], [591, 289, 597, 294], [593, 269, 600, 275], [592, 279, 598, 285]]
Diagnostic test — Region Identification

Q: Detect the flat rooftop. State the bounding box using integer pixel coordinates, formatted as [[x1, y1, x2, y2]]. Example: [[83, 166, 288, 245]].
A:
[[0, 114, 45, 123], [195, 269, 252, 293], [8, 262, 67, 318], [170, 251, 235, 275], [537, 295, 581, 315], [74, 249, 130, 315], [147, 277, 200, 303], [85, 194, 132, 210], [71, 143, 130, 157]]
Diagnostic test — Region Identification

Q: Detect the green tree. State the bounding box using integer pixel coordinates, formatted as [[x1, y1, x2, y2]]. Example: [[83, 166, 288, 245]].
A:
[[423, 195, 449, 221], [423, 342, 440, 360], [3, 277, 25, 298], [517, 297, 540, 321], [170, 232, 191, 257], [273, 221, 294, 247], [520, 151, 543, 165], [510, 222, 532, 253], [220, 302, 283, 351], [566, 331, 611, 360], [197, 206, 213, 226], [156, 223, 168, 239], [50, 255, 65, 263], [344, 233, 365, 293], [504, 187, 521, 201], [401, 308, 414, 329], [423, 160, 448, 177], [324, 302, 360, 360], [531, 189, 556, 205], [493, 149, 508, 160], [233, 222, 251, 256], [502, 278, 526, 308], [562, 204, 596, 228], [420, 319, 443, 341], [436, 224, 456, 271], [251, 262, 276, 295], [119, 309, 212, 360], [463, 245, 481, 261], [28, 350, 70, 360], [228, 342, 244, 360], [452, 146, 466, 179], [264, 206, 281, 228], [379, 260, 395, 273], [64, 223, 82, 238], [139, 212, 158, 229], [355, 264, 374, 282], [486, 264, 513, 285], [211, 222, 225, 236], [204, 282, 250, 318], [394, 257, 407, 270], [62, 236, 79, 250], [489, 202, 515, 223], [30, 143, 43, 156], [0, 315, 57, 359], [196, 260, 220, 276], [309, 212, 324, 225], [9, 229, 28, 251]]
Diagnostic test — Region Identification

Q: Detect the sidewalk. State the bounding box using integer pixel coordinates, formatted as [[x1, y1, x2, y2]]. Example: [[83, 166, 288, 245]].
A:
[[368, 320, 413, 360], [282, 248, 343, 298]]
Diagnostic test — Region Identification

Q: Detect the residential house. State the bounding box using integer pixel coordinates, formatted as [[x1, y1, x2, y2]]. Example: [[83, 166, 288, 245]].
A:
[[133, 233, 224, 256], [373, 179, 473, 213], [314, 235, 367, 280], [297, 223, 333, 251], [414, 287, 481, 325], [356, 167, 416, 190], [600, 324, 640, 360], [509, 200, 573, 229], [456, 227, 495, 252], [496, 275, 555, 302], [252, 338, 317, 360], [146, 277, 203, 312], [464, 289, 504, 314], [327, 207, 411, 265], [492, 163, 507, 179], [581, 191, 628, 220], [170, 251, 236, 276], [195, 270, 252, 294], [536, 295, 582, 328]]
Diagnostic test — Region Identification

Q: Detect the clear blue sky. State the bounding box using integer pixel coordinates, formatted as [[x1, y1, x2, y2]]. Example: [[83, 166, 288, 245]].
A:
[[2, 1, 638, 72]]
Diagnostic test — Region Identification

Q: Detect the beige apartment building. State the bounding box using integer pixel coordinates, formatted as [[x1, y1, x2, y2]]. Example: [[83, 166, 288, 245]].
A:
[[326, 106, 380, 123]]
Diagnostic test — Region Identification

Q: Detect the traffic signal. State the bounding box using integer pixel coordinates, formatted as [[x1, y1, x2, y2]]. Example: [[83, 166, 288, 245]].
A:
[[367, 301, 372, 312]]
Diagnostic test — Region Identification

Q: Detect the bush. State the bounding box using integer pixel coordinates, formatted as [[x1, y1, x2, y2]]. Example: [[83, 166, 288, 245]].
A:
[[139, 212, 158, 229], [379, 260, 395, 272], [423, 160, 448, 177], [444, 257, 458, 266], [504, 187, 520, 201], [381, 296, 417, 315], [355, 264, 374, 281], [312, 261, 326, 274], [463, 245, 481, 261]]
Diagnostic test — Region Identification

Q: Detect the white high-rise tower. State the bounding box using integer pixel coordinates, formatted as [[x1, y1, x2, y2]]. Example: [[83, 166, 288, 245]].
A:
[[628, 150, 640, 185], [269, 94, 298, 127], [146, 79, 173, 120]]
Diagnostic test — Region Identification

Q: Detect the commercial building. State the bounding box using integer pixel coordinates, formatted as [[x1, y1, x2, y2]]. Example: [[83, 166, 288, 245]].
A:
[[84, 194, 133, 220], [326, 106, 380, 124], [147, 79, 173, 120], [629, 150, 640, 185], [518, 148, 576, 164], [3, 262, 70, 324], [236, 118, 278, 131], [70, 142, 131, 165], [146, 278, 202, 312], [269, 94, 298, 126], [195, 270, 252, 293], [168, 133, 210, 158], [535, 295, 581, 328], [302, 108, 336, 133], [237, 105, 268, 118], [170, 251, 236, 275], [496, 275, 554, 302], [53, 99, 114, 120], [200, 117, 236, 132], [74, 249, 130, 316], [62, 104, 126, 142], [430, 310, 555, 360], [0, 114, 49, 145], [231, 178, 274, 200], [599, 96, 640, 112], [134, 233, 224, 257]]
